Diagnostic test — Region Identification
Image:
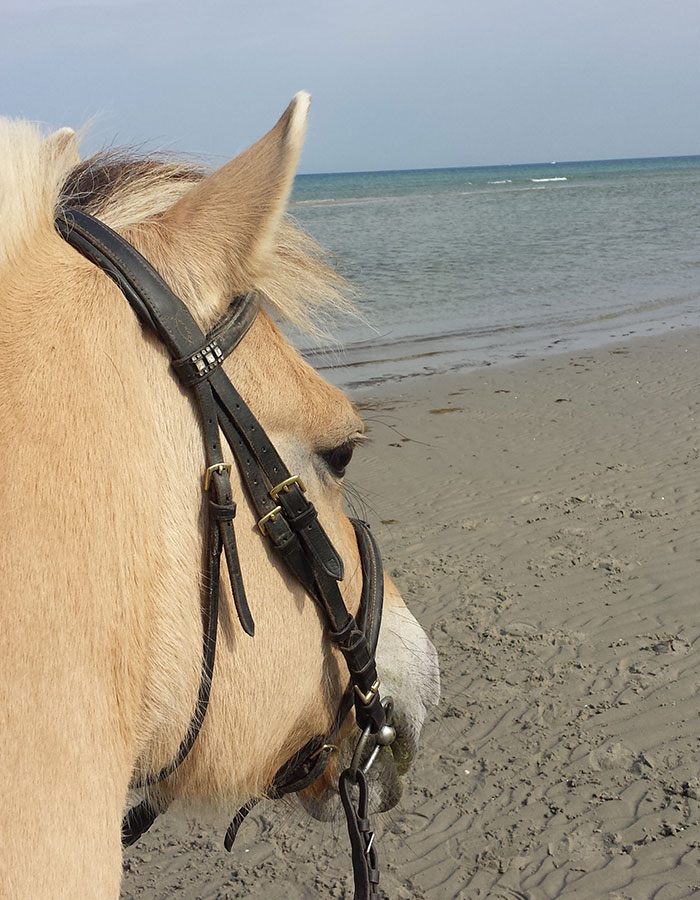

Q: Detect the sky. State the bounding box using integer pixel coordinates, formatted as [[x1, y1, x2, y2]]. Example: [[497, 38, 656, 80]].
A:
[[1, 0, 699, 173]]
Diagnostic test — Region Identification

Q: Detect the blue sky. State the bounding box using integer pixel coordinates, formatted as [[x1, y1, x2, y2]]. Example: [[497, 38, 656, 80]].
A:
[[1, 0, 699, 173]]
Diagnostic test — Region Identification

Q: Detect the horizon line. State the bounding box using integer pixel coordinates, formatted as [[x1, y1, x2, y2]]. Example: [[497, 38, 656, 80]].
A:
[[297, 152, 700, 179]]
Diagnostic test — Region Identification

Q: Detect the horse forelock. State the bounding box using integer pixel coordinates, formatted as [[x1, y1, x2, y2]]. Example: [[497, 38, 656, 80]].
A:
[[58, 150, 205, 228]]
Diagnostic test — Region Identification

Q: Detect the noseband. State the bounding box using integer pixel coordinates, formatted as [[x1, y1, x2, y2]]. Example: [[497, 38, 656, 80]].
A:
[[55, 209, 394, 900]]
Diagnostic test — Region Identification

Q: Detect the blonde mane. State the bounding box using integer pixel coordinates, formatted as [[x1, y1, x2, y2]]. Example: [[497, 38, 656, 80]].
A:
[[0, 119, 348, 335]]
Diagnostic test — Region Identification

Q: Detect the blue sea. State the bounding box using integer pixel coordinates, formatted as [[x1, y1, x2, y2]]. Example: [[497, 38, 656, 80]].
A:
[[289, 156, 700, 388]]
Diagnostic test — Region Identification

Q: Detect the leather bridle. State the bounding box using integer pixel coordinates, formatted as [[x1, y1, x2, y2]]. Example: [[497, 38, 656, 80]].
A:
[[55, 208, 395, 900]]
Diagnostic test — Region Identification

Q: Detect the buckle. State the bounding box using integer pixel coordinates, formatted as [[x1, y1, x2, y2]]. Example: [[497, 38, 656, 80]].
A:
[[203, 462, 232, 491], [354, 678, 381, 706], [258, 505, 283, 535], [269, 475, 306, 502]]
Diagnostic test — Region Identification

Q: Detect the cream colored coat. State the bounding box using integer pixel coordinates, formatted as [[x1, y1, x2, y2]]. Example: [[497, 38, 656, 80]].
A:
[[0, 95, 439, 898]]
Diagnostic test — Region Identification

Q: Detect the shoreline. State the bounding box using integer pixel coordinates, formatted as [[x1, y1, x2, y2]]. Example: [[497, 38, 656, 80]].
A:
[[122, 326, 700, 899], [303, 305, 700, 391]]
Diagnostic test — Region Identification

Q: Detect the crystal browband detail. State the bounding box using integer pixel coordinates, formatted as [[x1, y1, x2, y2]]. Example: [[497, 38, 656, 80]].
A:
[[191, 341, 224, 376]]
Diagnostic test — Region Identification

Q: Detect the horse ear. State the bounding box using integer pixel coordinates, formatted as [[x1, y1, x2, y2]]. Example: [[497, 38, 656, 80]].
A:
[[45, 127, 80, 168], [159, 91, 311, 298]]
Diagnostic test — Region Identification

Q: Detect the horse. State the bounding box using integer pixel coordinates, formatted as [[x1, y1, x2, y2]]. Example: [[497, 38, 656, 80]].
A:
[[0, 93, 439, 899]]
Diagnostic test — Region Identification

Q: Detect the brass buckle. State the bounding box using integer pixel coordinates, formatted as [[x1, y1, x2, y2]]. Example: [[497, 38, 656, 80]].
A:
[[354, 678, 381, 706], [269, 475, 307, 502], [204, 462, 232, 491], [258, 505, 283, 535]]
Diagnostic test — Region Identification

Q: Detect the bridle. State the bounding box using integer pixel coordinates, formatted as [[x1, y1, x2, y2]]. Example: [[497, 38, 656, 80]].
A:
[[55, 208, 396, 900]]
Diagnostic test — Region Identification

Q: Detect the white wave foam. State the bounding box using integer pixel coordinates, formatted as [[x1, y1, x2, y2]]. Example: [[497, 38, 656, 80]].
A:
[[488, 179, 513, 184], [530, 176, 568, 182]]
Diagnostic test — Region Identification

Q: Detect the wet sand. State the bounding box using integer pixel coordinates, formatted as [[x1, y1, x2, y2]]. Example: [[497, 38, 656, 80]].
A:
[[122, 327, 700, 899]]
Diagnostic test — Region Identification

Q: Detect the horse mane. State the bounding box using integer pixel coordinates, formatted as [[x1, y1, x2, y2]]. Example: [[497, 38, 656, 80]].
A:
[[0, 118, 349, 335]]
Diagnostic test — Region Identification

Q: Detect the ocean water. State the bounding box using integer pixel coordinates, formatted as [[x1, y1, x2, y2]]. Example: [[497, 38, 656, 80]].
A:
[[288, 156, 700, 388]]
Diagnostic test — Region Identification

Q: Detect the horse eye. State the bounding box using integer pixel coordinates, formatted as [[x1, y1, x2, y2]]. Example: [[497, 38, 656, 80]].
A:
[[323, 442, 355, 478]]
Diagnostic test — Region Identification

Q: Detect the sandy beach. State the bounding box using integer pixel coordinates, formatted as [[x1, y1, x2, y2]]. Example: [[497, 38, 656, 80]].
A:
[[122, 327, 700, 899]]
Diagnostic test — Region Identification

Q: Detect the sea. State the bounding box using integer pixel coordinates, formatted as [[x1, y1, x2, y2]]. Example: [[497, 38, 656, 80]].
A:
[[288, 156, 700, 388]]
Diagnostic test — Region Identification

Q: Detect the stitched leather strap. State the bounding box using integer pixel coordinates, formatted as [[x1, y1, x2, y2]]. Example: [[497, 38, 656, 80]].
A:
[[56, 209, 345, 585], [55, 210, 390, 898], [56, 208, 383, 730]]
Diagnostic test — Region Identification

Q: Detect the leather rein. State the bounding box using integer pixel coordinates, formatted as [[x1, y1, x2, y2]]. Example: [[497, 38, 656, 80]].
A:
[[55, 209, 395, 900]]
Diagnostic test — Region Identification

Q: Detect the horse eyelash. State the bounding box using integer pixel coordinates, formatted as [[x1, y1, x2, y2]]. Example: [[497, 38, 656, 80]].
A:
[[317, 431, 369, 457]]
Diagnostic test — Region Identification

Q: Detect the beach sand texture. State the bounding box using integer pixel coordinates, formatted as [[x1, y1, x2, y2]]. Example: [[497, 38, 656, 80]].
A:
[[122, 329, 700, 899]]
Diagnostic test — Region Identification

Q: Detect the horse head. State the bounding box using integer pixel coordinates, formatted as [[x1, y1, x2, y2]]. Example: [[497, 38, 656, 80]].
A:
[[0, 95, 439, 898]]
